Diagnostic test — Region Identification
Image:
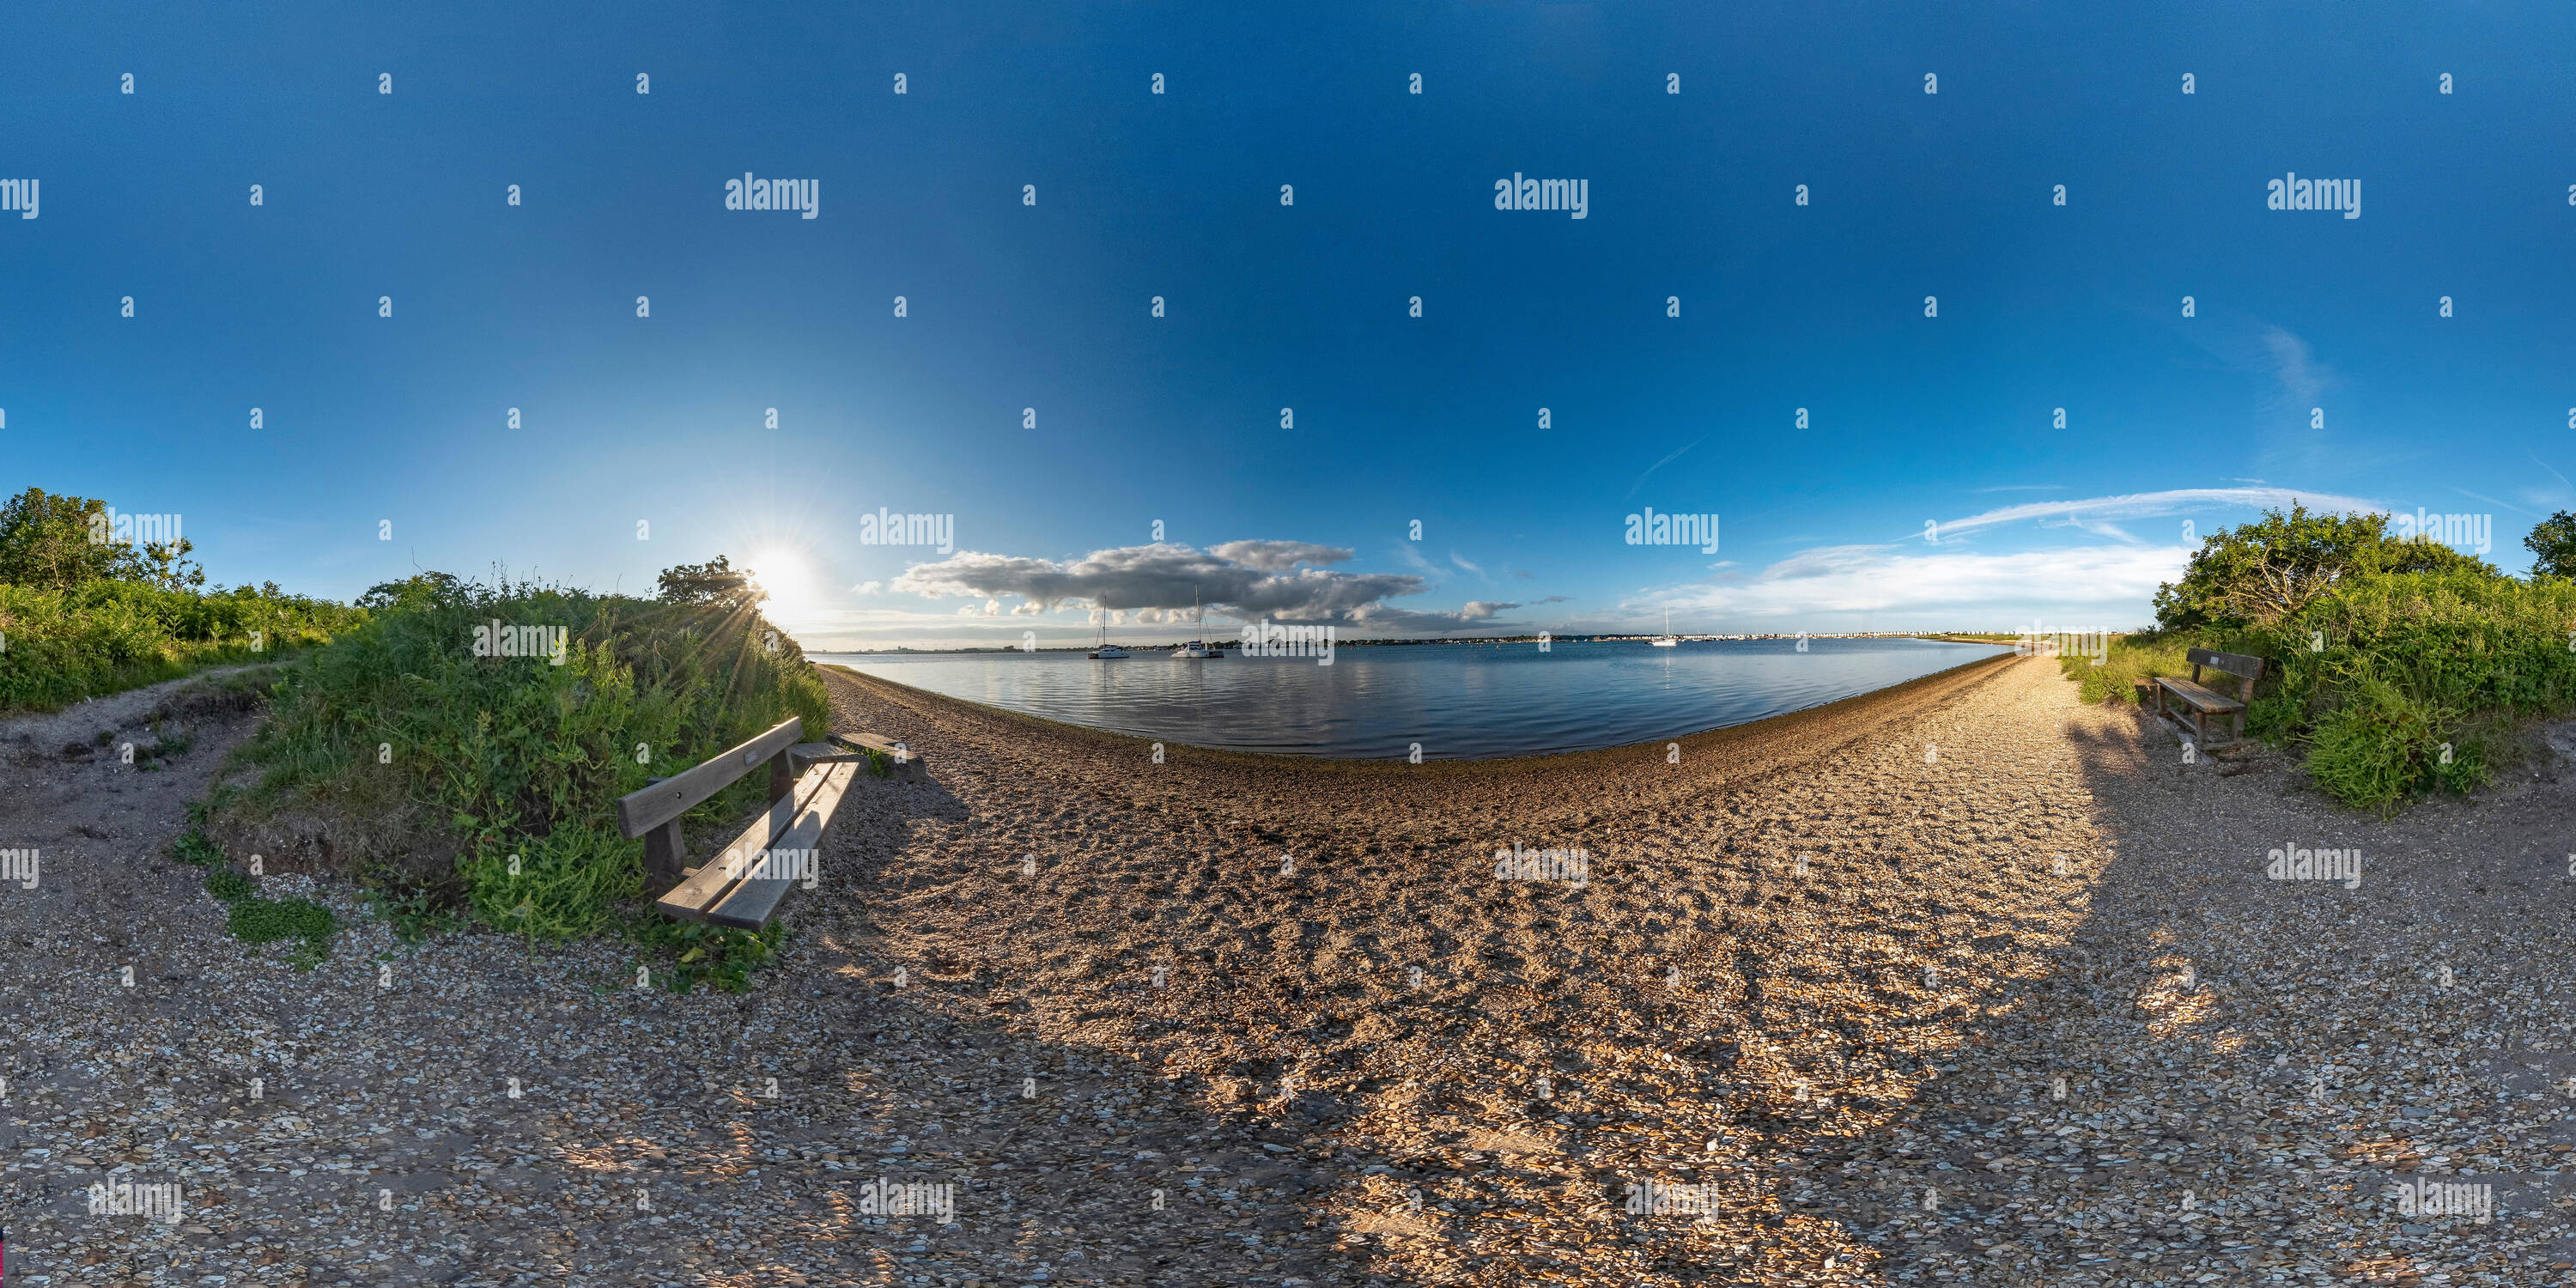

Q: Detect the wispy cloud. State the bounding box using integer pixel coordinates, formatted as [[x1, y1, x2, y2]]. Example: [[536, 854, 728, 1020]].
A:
[[1646, 542, 2185, 625], [1625, 435, 1705, 500], [1933, 486, 2381, 544], [2259, 325, 2329, 408]]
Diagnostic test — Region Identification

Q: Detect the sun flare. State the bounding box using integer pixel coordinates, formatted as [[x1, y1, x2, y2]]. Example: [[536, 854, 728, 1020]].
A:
[[746, 549, 817, 617]]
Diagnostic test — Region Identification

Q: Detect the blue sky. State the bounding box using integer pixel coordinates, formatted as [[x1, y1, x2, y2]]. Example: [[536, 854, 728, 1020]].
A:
[[7, 1, 2573, 647]]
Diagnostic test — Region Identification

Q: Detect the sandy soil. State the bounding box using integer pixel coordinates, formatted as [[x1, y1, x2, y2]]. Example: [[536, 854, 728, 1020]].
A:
[[4, 653, 2573, 1286]]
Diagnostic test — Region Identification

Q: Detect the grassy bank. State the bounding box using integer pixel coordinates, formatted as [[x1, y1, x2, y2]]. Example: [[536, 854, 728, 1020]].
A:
[[0, 580, 362, 712], [2065, 571, 2576, 811], [215, 572, 829, 989]]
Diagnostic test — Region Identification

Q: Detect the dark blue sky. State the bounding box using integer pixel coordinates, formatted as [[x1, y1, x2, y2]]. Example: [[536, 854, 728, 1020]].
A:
[[7, 2, 2573, 644]]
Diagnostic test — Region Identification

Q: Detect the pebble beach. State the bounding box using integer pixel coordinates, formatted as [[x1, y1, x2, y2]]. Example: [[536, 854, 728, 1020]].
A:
[[4, 653, 2573, 1285]]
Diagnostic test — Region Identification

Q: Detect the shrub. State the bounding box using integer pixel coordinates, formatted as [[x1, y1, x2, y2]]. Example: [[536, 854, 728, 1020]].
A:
[[0, 579, 361, 712], [2085, 569, 2576, 810], [224, 569, 828, 986], [2153, 504, 2499, 631], [204, 865, 255, 902]]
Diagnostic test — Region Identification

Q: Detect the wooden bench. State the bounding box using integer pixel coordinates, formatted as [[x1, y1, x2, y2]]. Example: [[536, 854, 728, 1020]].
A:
[[612, 716, 917, 930], [2151, 647, 2264, 748]]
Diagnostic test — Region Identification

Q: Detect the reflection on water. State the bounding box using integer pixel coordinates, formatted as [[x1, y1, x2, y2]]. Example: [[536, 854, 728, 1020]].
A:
[[813, 637, 2013, 761]]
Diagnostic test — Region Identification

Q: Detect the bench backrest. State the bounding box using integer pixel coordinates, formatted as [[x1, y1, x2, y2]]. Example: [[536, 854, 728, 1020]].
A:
[[2186, 647, 2263, 699], [615, 716, 803, 840]]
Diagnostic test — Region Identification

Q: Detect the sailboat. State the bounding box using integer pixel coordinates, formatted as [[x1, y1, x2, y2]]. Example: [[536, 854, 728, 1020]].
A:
[[1171, 590, 1217, 658], [1650, 609, 1680, 647], [1087, 614, 1128, 659]]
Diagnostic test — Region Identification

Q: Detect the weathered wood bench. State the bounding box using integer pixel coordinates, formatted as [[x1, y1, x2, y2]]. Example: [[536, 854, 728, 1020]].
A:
[[2151, 647, 2264, 748], [612, 717, 921, 929]]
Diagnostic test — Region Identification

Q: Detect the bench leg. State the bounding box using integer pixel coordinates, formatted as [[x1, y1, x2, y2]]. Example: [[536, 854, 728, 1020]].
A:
[[644, 819, 686, 886]]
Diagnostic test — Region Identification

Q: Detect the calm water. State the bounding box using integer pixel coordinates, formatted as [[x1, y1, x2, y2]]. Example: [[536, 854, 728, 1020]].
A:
[[813, 637, 2012, 761]]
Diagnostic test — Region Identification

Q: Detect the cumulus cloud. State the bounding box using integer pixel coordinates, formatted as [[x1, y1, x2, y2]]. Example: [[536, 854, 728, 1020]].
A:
[[1208, 539, 1352, 572], [891, 541, 1510, 630]]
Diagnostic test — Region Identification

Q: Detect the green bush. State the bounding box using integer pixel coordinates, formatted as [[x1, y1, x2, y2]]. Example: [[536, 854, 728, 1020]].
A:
[[225, 896, 337, 970], [204, 865, 255, 902], [226, 570, 828, 987], [171, 828, 225, 867], [0, 579, 361, 712], [2057, 635, 2194, 704], [2079, 571, 2576, 811]]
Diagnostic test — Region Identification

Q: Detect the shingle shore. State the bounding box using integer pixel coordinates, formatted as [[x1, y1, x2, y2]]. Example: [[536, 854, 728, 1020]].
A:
[[3, 654, 2568, 1285]]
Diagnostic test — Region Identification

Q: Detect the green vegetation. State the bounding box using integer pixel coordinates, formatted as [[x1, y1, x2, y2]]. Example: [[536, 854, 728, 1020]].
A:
[[0, 488, 364, 712], [187, 841, 337, 970], [2529, 510, 2576, 580], [2057, 635, 2195, 707], [2063, 506, 2576, 812], [221, 565, 827, 989]]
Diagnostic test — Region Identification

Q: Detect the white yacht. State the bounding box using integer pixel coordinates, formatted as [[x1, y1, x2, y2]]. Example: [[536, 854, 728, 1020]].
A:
[[1650, 609, 1680, 647], [1087, 615, 1129, 659], [1170, 591, 1218, 657]]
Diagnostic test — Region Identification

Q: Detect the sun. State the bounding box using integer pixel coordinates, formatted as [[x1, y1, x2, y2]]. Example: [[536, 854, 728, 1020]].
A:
[[746, 549, 817, 617]]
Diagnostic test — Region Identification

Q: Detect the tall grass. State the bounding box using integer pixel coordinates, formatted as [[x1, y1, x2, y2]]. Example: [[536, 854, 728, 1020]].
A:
[[2063, 573, 2576, 811], [2055, 635, 2195, 705], [227, 574, 828, 986], [0, 580, 362, 712]]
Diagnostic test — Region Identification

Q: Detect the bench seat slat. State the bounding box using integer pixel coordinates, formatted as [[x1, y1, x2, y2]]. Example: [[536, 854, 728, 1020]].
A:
[[828, 731, 928, 779], [2154, 676, 2243, 713], [705, 760, 860, 929], [654, 755, 852, 923]]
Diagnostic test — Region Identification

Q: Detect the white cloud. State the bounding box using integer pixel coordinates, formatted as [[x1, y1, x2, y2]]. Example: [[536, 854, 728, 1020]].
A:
[[1936, 487, 2382, 543], [1650, 542, 2186, 623], [1208, 539, 1352, 571], [891, 541, 1510, 630]]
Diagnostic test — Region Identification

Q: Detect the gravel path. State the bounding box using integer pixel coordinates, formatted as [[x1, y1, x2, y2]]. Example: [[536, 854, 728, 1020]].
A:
[[3, 653, 2570, 1285]]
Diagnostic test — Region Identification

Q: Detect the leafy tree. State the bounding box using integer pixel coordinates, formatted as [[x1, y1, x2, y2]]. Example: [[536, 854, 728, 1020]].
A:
[[136, 536, 206, 592], [2154, 504, 2499, 630], [655, 555, 764, 610], [0, 486, 200, 591], [356, 571, 471, 612], [2525, 510, 2576, 580]]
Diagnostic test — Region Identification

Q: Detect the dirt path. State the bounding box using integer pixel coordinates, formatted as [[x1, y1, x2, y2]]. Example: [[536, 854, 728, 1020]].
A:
[[3, 655, 2569, 1285]]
